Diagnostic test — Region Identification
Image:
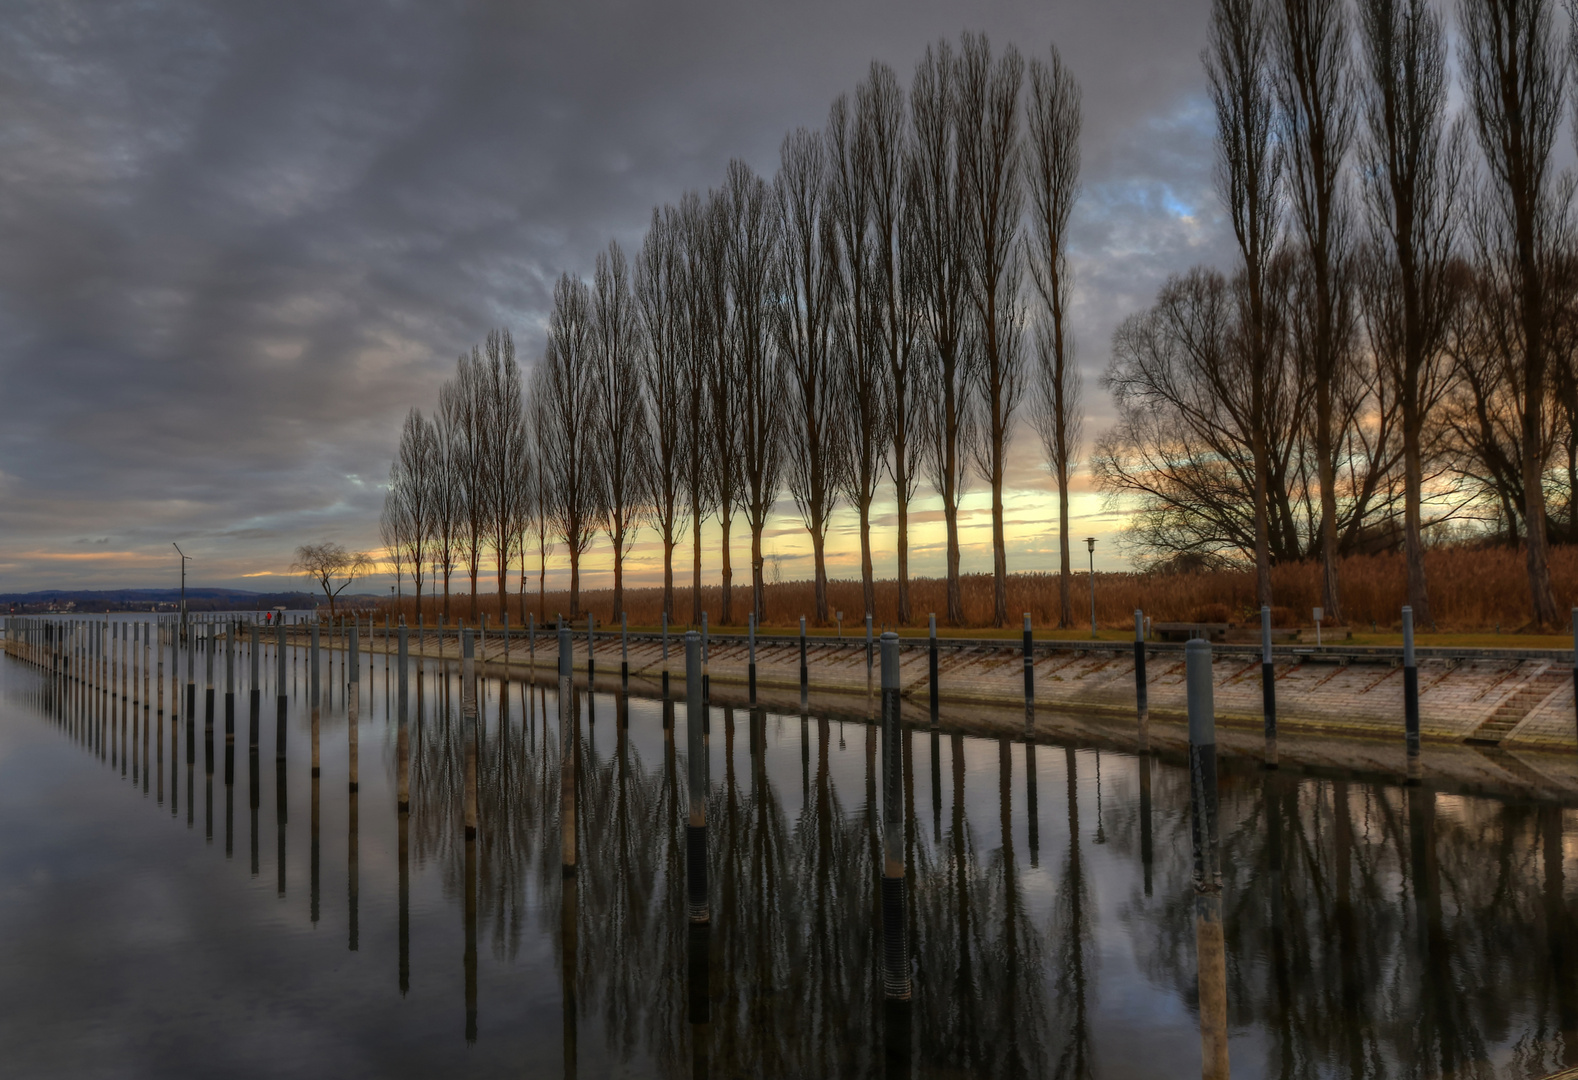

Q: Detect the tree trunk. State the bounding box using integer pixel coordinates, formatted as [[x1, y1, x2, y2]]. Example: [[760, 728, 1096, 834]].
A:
[[612, 527, 624, 622], [859, 500, 874, 624], [896, 475, 912, 625], [751, 526, 765, 625], [1252, 398, 1273, 608], [569, 547, 581, 620], [1058, 460, 1072, 629], [662, 527, 675, 624], [945, 502, 963, 625], [991, 459, 1007, 628], [719, 514, 733, 626], [1523, 376, 1558, 625], [1403, 384, 1432, 627], [692, 504, 703, 626], [1316, 376, 1343, 625], [497, 559, 508, 623], [814, 528, 829, 624]]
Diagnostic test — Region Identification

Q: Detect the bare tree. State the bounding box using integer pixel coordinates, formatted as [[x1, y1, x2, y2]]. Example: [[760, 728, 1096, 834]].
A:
[[831, 79, 896, 624], [380, 490, 408, 604], [1276, 0, 1357, 623], [780, 125, 848, 624], [725, 161, 784, 626], [526, 385, 556, 622], [1207, 0, 1284, 607], [679, 190, 720, 625], [910, 37, 975, 625], [636, 204, 691, 623], [592, 240, 651, 622], [439, 348, 488, 622], [478, 329, 527, 622], [1024, 44, 1084, 629], [391, 407, 439, 610], [865, 61, 925, 625], [1357, 0, 1461, 624], [1460, 0, 1570, 625], [957, 31, 1027, 628], [432, 377, 466, 622], [293, 541, 371, 620], [704, 186, 745, 625], [538, 273, 602, 620]]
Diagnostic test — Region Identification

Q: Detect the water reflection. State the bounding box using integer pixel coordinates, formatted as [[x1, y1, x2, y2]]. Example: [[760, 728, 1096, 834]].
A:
[[11, 634, 1578, 1080]]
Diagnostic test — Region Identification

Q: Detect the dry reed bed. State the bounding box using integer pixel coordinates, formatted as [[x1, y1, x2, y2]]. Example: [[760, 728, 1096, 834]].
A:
[[376, 548, 1578, 633]]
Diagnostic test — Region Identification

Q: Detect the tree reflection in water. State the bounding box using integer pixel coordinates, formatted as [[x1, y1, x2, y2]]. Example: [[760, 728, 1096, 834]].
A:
[[31, 661, 1578, 1079]]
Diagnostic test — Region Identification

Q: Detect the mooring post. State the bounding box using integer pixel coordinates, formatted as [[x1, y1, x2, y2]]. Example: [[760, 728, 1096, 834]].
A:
[[880, 631, 910, 999], [929, 614, 939, 724], [479, 613, 487, 681], [1022, 613, 1034, 730], [1134, 609, 1149, 748], [587, 613, 595, 684], [799, 616, 808, 698], [1262, 605, 1278, 769], [275, 619, 287, 761], [248, 623, 259, 749], [224, 620, 235, 745], [528, 613, 535, 669], [748, 613, 757, 703], [381, 622, 396, 803], [559, 621, 576, 876], [1403, 605, 1420, 785], [865, 613, 874, 678], [503, 611, 510, 673], [686, 630, 708, 924], [185, 618, 196, 726], [203, 622, 216, 740], [661, 611, 669, 697], [462, 624, 477, 840], [700, 612, 709, 702], [1186, 636, 1228, 1080]]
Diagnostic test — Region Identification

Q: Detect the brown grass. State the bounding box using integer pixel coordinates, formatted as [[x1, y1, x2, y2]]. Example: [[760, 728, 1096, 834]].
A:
[[375, 546, 1578, 634]]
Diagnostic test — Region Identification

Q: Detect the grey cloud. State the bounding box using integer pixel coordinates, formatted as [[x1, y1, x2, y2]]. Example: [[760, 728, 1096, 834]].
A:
[[0, 0, 1216, 588]]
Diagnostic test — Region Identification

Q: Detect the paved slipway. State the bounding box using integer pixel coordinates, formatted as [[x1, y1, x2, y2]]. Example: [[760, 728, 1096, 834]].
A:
[[351, 629, 1578, 802]]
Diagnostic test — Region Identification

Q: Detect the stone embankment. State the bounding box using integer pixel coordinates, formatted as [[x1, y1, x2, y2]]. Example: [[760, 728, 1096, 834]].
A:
[[354, 629, 1578, 799], [370, 630, 1578, 746]]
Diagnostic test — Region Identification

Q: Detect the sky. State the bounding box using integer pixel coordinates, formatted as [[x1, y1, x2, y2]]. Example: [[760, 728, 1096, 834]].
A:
[[0, 0, 1239, 595]]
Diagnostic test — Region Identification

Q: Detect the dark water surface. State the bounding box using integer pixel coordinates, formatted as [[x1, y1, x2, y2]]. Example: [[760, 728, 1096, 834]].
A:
[[2, 633, 1577, 1079]]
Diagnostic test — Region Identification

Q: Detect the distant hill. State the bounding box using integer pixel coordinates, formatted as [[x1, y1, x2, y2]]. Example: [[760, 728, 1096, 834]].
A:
[[0, 588, 380, 614]]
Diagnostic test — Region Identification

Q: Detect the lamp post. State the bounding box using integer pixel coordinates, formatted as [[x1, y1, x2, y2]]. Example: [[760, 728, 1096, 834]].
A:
[[173, 543, 192, 642], [1086, 537, 1097, 637]]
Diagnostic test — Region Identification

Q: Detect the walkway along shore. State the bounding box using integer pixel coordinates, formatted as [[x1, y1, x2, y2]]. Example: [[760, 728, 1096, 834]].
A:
[[10, 612, 1578, 800]]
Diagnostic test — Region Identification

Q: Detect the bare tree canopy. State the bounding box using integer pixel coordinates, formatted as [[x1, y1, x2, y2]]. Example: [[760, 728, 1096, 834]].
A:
[[293, 541, 371, 619], [1025, 42, 1084, 629]]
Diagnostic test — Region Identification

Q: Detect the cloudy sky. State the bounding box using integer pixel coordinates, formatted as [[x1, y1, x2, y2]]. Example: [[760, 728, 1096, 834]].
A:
[[0, 0, 1236, 595]]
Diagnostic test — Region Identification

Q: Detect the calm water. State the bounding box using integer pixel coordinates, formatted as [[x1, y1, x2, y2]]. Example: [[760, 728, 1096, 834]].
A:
[[2, 630, 1576, 1079]]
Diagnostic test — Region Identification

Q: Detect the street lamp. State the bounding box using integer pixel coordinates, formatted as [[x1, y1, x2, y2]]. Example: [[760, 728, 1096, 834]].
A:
[[1086, 537, 1097, 637], [172, 543, 192, 641]]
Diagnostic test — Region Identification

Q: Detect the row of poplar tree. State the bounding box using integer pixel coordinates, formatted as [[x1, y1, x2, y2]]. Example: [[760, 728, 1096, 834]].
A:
[[382, 30, 1086, 628], [1100, 0, 1578, 629]]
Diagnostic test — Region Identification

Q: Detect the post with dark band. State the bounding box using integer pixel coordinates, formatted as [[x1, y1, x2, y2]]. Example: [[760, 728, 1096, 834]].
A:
[[685, 630, 708, 924], [1261, 605, 1277, 769], [1403, 605, 1420, 785], [1187, 637, 1229, 1080], [1134, 610, 1149, 749], [879, 631, 910, 1000]]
